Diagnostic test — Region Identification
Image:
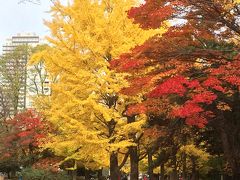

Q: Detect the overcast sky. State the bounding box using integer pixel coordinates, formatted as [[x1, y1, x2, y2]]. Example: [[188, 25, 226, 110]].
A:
[[0, 0, 56, 52]]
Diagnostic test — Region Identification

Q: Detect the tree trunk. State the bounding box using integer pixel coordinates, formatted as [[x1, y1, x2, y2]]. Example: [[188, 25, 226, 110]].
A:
[[97, 169, 103, 179], [160, 163, 165, 180], [219, 90, 240, 179], [110, 152, 120, 180], [170, 155, 178, 180], [85, 169, 91, 180], [182, 152, 187, 180], [231, 91, 240, 180], [170, 172, 177, 180], [148, 151, 154, 180], [72, 170, 77, 180], [190, 157, 198, 180], [219, 120, 240, 179], [232, 173, 240, 180], [129, 146, 139, 180], [127, 115, 139, 180]]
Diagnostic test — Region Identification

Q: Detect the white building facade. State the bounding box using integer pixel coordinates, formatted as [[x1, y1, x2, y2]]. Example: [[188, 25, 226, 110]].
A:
[[1, 33, 49, 114]]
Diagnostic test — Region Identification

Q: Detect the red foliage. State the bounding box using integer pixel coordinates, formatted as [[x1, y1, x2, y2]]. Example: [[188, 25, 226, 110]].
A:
[[144, 125, 165, 138], [3, 109, 45, 153], [110, 0, 240, 129], [224, 76, 240, 87], [187, 79, 200, 88], [20, 139, 33, 146], [120, 76, 154, 95], [185, 114, 208, 128], [207, 59, 240, 91], [32, 157, 62, 172], [203, 77, 222, 87], [121, 59, 146, 71], [110, 53, 148, 72], [3, 153, 11, 158], [172, 102, 204, 118], [148, 76, 188, 97], [128, 0, 179, 29], [17, 130, 33, 137], [191, 91, 217, 104], [202, 77, 225, 92], [126, 104, 147, 116]]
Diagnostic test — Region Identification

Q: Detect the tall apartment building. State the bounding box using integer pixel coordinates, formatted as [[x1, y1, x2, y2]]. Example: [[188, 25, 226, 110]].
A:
[[1, 33, 49, 114], [2, 34, 39, 55]]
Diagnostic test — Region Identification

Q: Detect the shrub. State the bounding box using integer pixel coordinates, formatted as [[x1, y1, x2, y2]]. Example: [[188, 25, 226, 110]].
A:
[[21, 167, 71, 180]]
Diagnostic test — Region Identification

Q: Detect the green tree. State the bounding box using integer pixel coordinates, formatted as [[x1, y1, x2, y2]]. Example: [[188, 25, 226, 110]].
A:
[[0, 45, 30, 115]]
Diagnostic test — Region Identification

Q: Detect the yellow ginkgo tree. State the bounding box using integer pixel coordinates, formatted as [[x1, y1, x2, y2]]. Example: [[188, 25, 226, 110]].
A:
[[30, 0, 166, 178]]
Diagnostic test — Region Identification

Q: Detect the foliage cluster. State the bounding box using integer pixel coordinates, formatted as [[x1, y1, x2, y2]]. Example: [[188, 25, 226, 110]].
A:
[[0, 0, 240, 179], [21, 167, 71, 180]]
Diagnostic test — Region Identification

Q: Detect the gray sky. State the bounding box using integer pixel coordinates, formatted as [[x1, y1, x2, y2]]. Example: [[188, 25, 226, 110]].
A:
[[0, 0, 55, 52]]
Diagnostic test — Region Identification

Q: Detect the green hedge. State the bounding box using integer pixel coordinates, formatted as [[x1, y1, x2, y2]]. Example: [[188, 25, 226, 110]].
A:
[[21, 167, 71, 180]]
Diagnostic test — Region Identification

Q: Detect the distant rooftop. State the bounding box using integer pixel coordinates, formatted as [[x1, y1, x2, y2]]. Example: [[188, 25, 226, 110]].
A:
[[2, 33, 41, 55]]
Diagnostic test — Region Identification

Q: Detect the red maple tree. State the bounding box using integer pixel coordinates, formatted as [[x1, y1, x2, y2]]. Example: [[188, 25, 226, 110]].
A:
[[0, 109, 46, 166], [111, 0, 240, 177]]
